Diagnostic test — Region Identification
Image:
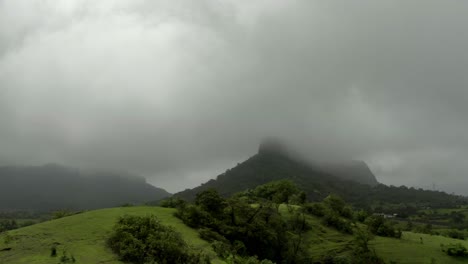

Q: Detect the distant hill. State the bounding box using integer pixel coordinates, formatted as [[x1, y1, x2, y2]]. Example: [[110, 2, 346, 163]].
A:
[[175, 141, 466, 209], [0, 164, 170, 211]]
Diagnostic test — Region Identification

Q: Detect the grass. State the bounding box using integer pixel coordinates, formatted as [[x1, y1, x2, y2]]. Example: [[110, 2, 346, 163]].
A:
[[0, 206, 223, 264], [2, 204, 468, 264], [372, 231, 468, 263]]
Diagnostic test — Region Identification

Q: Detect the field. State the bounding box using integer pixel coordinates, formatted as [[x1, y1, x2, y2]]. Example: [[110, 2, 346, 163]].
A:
[[373, 232, 468, 264], [0, 206, 222, 264]]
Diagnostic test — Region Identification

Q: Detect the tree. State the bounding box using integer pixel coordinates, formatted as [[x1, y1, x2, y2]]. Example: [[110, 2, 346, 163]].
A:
[[108, 215, 209, 264], [195, 189, 226, 216]]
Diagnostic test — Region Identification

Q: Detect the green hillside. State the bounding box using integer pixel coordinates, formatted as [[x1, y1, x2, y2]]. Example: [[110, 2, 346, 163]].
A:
[[2, 205, 468, 263], [0, 206, 221, 264]]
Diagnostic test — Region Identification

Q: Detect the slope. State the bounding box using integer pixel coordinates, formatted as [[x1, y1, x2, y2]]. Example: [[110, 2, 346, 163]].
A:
[[0, 206, 221, 264]]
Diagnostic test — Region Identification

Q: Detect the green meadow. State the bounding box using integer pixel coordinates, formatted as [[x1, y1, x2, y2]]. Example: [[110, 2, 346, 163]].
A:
[[0, 206, 221, 264], [373, 232, 468, 263]]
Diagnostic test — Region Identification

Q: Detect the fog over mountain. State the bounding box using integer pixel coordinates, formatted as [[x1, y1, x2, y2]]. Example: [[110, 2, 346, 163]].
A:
[[1, 1, 468, 194]]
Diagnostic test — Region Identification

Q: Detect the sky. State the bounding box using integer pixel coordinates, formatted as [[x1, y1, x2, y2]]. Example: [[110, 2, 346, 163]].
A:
[[1, 0, 468, 194]]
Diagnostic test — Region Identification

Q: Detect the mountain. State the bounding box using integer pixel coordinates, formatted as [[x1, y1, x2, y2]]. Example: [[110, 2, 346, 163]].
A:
[[316, 160, 379, 186], [175, 140, 378, 201], [257, 139, 378, 186], [175, 141, 466, 209], [0, 164, 170, 211]]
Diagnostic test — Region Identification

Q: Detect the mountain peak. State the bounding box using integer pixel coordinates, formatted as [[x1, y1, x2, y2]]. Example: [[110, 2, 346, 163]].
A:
[[258, 138, 290, 156]]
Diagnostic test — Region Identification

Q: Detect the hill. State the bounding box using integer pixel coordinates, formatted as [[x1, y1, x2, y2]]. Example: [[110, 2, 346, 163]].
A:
[[0, 164, 170, 211], [176, 143, 466, 209], [1, 202, 468, 263], [0, 206, 221, 264]]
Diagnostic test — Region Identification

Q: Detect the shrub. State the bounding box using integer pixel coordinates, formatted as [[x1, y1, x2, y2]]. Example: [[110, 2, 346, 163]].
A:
[[447, 229, 465, 240], [303, 203, 326, 217], [159, 197, 187, 208], [108, 215, 209, 264], [198, 228, 228, 243], [322, 211, 353, 234], [354, 210, 369, 223], [365, 215, 400, 238], [441, 243, 468, 257], [175, 204, 216, 229]]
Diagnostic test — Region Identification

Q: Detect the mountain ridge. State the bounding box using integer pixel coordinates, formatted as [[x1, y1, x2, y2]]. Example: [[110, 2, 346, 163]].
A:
[[0, 164, 170, 211]]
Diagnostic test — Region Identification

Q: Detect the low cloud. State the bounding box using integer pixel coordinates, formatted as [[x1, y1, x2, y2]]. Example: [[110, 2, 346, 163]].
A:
[[1, 0, 468, 193]]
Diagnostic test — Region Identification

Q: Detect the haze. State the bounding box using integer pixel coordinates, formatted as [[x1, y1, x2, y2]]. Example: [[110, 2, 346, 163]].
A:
[[1, 0, 468, 194]]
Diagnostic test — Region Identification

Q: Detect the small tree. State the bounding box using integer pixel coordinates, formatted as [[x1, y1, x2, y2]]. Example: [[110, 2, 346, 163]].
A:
[[108, 215, 209, 264]]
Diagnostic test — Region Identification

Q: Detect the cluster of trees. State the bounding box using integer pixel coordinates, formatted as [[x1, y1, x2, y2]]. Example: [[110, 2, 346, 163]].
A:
[[107, 215, 210, 264], [0, 219, 18, 233], [173, 180, 312, 263], [170, 180, 398, 263], [364, 216, 402, 238], [303, 195, 354, 234]]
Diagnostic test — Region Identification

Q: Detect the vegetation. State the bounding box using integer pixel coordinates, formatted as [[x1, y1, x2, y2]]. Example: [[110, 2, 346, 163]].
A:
[[175, 182, 312, 263], [0, 206, 221, 264], [108, 215, 209, 264]]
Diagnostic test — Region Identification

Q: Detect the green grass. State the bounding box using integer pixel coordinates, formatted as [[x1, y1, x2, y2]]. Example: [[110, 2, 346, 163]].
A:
[[3, 205, 468, 264], [372, 231, 468, 263], [0, 206, 223, 264]]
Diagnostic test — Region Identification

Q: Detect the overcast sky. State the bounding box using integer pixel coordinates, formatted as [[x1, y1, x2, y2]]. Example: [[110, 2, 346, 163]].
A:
[[1, 0, 468, 194]]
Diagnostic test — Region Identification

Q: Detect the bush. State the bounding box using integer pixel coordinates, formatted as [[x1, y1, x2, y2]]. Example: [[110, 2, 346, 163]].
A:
[[322, 211, 353, 234], [354, 210, 369, 223], [303, 203, 326, 217], [441, 243, 468, 257], [175, 204, 216, 228], [159, 197, 187, 208], [365, 215, 400, 238], [108, 215, 209, 264], [198, 228, 228, 243], [447, 229, 465, 240]]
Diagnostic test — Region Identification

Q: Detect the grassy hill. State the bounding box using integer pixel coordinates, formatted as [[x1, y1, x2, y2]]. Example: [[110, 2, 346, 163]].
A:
[[0, 206, 221, 264], [2, 205, 468, 263]]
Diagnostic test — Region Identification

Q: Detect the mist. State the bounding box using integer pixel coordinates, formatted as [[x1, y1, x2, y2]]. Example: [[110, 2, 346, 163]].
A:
[[1, 0, 468, 194]]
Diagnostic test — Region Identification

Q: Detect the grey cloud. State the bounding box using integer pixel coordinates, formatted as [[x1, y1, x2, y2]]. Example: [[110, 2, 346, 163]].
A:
[[1, 0, 468, 193]]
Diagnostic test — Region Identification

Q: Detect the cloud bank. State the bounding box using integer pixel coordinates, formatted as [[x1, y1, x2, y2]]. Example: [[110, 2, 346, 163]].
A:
[[1, 0, 468, 193]]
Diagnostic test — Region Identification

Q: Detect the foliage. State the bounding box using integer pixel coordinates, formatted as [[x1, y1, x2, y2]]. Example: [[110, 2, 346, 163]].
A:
[[159, 196, 187, 208], [447, 229, 465, 240], [251, 180, 301, 204], [176, 187, 310, 263], [354, 210, 369, 223], [195, 188, 227, 216], [441, 243, 468, 257], [0, 219, 18, 233], [52, 210, 80, 220], [303, 202, 326, 217], [107, 214, 209, 264], [365, 215, 401, 238], [303, 196, 354, 234]]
